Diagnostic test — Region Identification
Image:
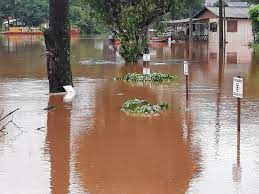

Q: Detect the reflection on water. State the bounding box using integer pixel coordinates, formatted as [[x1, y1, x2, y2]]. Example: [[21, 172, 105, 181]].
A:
[[0, 35, 259, 194], [46, 95, 71, 194], [74, 81, 199, 194]]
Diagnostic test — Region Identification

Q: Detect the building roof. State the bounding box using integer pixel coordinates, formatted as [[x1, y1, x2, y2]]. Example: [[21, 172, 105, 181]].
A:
[[164, 18, 208, 24], [205, 0, 249, 7], [227, 2, 249, 7], [195, 6, 250, 19]]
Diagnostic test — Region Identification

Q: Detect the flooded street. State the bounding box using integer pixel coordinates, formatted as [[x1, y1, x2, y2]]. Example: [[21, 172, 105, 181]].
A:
[[0, 35, 259, 194]]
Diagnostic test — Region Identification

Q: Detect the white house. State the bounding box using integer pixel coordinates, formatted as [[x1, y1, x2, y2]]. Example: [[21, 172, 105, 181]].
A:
[[194, 6, 253, 45], [166, 6, 254, 45]]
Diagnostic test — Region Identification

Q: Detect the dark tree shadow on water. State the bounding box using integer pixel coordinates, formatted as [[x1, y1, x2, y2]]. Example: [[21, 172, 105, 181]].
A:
[[46, 95, 71, 194]]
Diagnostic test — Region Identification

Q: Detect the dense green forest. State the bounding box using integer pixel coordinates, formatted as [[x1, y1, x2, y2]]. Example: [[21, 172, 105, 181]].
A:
[[1, 0, 258, 35], [0, 0, 207, 34], [0, 0, 108, 33]]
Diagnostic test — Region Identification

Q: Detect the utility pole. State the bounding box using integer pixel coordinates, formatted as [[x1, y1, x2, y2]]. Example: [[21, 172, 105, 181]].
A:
[[189, 5, 193, 46], [223, 1, 226, 45], [219, 0, 224, 50]]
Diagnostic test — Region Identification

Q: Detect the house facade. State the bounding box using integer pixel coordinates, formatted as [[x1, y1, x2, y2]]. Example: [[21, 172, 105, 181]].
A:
[[167, 6, 253, 45], [194, 6, 253, 45]]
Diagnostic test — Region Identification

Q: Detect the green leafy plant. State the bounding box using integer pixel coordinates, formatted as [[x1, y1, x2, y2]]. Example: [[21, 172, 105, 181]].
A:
[[249, 5, 259, 42], [85, 0, 175, 62], [121, 99, 169, 116], [117, 72, 178, 83]]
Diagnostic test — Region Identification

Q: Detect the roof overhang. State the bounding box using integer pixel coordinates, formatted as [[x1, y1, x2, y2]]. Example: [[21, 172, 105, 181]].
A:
[[163, 18, 209, 25]]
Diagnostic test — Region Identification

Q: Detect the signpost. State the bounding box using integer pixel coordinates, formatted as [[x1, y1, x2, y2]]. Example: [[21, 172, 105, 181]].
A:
[[143, 53, 151, 62], [233, 77, 243, 99], [143, 52, 151, 75], [184, 61, 189, 76], [184, 61, 189, 104], [233, 76, 243, 131]]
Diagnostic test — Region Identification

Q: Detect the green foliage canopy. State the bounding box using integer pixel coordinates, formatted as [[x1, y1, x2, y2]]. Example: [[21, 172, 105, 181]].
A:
[[17, 0, 49, 26], [0, 0, 106, 33], [85, 0, 191, 62], [69, 0, 108, 33], [249, 4, 259, 33], [0, 0, 15, 23], [85, 0, 203, 62], [0, 0, 48, 27]]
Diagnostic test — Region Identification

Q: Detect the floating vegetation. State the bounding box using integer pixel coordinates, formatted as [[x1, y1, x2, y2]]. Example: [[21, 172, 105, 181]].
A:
[[117, 72, 178, 83], [121, 99, 169, 116]]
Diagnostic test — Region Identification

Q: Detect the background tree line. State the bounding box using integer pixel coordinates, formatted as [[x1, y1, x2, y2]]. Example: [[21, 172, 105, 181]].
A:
[[0, 0, 206, 33], [0, 0, 108, 33]]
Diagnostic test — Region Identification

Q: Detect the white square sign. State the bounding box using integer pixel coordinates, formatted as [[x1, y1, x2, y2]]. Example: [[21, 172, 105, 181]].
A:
[[143, 54, 151, 62], [233, 77, 243, 98], [184, 61, 189, 76]]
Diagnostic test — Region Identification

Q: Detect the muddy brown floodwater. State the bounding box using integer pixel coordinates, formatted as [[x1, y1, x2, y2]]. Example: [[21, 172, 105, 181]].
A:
[[0, 35, 259, 194]]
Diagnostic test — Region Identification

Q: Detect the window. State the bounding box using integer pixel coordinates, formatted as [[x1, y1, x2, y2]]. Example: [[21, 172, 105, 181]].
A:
[[227, 20, 238, 32], [210, 22, 217, 32], [227, 52, 237, 64]]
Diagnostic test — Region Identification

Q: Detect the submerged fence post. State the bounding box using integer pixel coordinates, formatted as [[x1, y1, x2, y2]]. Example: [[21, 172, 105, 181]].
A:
[[233, 76, 243, 132], [184, 61, 189, 107]]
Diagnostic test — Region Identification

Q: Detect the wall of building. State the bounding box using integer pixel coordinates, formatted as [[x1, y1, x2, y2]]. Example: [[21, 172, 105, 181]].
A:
[[208, 18, 253, 45], [196, 9, 218, 19]]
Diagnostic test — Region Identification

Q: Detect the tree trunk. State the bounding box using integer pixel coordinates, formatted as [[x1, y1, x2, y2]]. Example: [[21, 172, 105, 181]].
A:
[[44, 0, 73, 93]]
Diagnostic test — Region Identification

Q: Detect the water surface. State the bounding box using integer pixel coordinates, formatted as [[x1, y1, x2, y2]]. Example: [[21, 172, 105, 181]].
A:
[[0, 35, 259, 194]]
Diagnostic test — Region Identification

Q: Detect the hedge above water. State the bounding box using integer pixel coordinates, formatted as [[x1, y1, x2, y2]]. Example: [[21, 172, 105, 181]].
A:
[[121, 99, 169, 116], [117, 73, 178, 83]]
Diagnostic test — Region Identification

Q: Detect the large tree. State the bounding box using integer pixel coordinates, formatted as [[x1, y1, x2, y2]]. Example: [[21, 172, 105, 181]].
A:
[[44, 0, 73, 93], [86, 0, 176, 63], [69, 1, 108, 34], [86, 0, 203, 63]]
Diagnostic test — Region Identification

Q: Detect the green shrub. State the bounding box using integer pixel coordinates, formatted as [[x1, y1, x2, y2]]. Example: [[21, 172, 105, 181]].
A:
[[121, 99, 169, 116], [249, 5, 259, 42], [117, 72, 178, 83]]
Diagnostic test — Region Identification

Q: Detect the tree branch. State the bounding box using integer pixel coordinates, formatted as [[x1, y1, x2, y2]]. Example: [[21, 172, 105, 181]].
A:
[[0, 108, 20, 122]]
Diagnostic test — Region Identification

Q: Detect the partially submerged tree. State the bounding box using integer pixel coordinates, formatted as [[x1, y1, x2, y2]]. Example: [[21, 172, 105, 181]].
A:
[[44, 0, 73, 93], [86, 0, 175, 63]]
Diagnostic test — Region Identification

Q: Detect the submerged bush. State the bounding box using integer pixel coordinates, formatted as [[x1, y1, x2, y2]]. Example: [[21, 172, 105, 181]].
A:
[[121, 99, 168, 116], [117, 73, 178, 83]]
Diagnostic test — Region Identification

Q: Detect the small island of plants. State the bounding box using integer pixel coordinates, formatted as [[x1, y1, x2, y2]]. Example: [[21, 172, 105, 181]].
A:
[[121, 99, 169, 116], [117, 73, 178, 83]]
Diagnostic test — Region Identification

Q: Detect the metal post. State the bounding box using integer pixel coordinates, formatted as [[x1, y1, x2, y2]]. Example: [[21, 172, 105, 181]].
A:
[[237, 94, 241, 132], [223, 0, 226, 44], [186, 74, 189, 103], [237, 75, 241, 132]]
